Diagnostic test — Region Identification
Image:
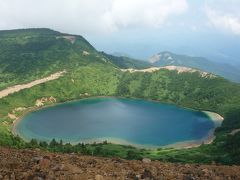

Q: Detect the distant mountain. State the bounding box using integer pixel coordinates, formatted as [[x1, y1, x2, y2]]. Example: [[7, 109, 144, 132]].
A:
[[149, 51, 240, 83], [112, 52, 132, 57], [101, 52, 151, 69]]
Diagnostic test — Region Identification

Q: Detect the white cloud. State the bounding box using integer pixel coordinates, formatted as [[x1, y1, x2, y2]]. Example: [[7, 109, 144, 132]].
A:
[[205, 1, 240, 35], [0, 0, 188, 34], [103, 0, 188, 30]]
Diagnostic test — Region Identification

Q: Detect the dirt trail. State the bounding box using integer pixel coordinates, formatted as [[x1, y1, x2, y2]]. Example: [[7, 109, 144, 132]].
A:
[[121, 66, 215, 78], [0, 71, 66, 99]]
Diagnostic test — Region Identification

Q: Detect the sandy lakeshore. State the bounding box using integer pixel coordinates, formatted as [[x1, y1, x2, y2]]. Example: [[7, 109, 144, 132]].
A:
[[165, 111, 224, 149], [0, 70, 66, 99], [203, 111, 224, 125]]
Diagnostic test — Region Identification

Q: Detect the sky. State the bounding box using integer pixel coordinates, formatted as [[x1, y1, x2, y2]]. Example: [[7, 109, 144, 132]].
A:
[[0, 0, 240, 64]]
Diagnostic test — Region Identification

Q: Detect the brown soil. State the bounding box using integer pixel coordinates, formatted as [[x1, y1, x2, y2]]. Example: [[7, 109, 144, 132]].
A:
[[0, 147, 239, 179]]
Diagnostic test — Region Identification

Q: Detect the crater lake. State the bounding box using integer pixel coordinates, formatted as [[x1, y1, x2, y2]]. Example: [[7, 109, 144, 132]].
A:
[[15, 97, 217, 148]]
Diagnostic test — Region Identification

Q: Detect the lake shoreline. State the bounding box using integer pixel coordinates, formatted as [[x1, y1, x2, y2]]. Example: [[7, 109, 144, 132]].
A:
[[11, 96, 224, 149]]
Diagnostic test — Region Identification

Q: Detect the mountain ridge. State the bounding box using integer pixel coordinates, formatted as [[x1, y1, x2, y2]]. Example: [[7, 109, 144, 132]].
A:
[[0, 28, 152, 90], [148, 51, 240, 83]]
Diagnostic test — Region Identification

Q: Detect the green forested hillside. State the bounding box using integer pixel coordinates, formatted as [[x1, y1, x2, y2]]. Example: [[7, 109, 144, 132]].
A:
[[0, 29, 240, 165], [0, 28, 151, 90], [0, 28, 101, 89]]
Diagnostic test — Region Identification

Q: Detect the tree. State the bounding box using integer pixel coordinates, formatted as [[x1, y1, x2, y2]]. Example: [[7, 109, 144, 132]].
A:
[[49, 138, 58, 147], [29, 139, 38, 147]]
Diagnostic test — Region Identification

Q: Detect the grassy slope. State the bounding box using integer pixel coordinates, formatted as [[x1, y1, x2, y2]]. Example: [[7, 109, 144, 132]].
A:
[[0, 28, 149, 90], [0, 28, 97, 89], [0, 29, 240, 164]]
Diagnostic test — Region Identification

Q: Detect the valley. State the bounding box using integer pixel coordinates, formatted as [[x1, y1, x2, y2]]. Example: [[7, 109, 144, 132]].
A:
[[0, 28, 240, 167], [1, 0, 240, 178]]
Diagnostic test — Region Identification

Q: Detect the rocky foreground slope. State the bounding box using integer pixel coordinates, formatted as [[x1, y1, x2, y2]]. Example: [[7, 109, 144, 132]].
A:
[[0, 147, 240, 180]]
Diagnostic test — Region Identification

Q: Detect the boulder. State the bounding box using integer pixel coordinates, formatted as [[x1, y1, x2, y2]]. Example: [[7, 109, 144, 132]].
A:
[[142, 158, 151, 163]]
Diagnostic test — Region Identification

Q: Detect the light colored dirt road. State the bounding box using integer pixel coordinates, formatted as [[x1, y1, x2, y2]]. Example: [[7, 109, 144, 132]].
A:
[[0, 71, 66, 99]]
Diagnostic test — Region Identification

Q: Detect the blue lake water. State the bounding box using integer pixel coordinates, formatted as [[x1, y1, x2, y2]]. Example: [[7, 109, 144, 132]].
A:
[[15, 98, 215, 147]]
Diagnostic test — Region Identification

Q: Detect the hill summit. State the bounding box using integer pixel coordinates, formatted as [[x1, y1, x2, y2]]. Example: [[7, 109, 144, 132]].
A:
[[148, 51, 240, 82]]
